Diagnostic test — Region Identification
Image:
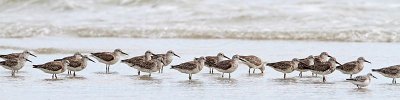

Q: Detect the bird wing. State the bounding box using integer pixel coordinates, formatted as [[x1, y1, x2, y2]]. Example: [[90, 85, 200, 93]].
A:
[[240, 55, 262, 66], [337, 61, 357, 71], [175, 61, 197, 70], [215, 60, 232, 70], [0, 59, 18, 67], [205, 56, 218, 67], [91, 52, 114, 61]]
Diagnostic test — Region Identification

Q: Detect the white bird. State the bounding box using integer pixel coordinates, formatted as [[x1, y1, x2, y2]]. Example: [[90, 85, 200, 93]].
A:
[[346, 73, 377, 88]]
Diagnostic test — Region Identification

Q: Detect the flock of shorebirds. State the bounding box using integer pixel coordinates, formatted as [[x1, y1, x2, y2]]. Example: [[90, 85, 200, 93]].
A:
[[1, 49, 400, 89]]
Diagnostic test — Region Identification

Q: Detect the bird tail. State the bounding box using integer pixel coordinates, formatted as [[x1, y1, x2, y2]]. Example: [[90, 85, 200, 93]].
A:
[[121, 59, 128, 63], [371, 69, 381, 72], [33, 65, 42, 68], [54, 59, 64, 61], [266, 63, 275, 66], [336, 65, 342, 69]]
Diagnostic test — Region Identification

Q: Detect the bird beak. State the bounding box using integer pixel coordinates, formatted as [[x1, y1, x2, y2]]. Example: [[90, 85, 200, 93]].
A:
[[173, 52, 180, 58], [26, 59, 32, 63], [121, 51, 129, 56], [371, 74, 377, 79], [327, 55, 332, 58], [364, 60, 371, 64], [87, 57, 96, 63], [29, 52, 37, 57], [239, 58, 246, 62], [223, 55, 230, 59], [335, 61, 342, 66]]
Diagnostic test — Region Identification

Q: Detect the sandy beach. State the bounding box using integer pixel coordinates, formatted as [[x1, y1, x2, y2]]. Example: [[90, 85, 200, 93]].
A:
[[1, 37, 400, 100]]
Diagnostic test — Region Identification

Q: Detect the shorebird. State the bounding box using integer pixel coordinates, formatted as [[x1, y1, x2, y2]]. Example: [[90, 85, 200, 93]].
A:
[[66, 55, 95, 77], [346, 73, 377, 89], [91, 49, 128, 74], [238, 55, 266, 74], [214, 55, 245, 79], [171, 57, 205, 80], [267, 58, 302, 79], [296, 55, 314, 78], [312, 52, 333, 76], [337, 57, 371, 78], [0, 50, 37, 60], [33, 60, 69, 79], [152, 50, 180, 73], [121, 50, 156, 75], [54, 52, 83, 75], [372, 65, 400, 84], [0, 56, 32, 76], [309, 57, 341, 83], [133, 56, 165, 77], [204, 53, 230, 74]]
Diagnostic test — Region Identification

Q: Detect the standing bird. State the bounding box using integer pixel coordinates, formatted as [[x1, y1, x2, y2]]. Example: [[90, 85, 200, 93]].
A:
[[134, 56, 165, 77], [267, 58, 302, 79], [337, 57, 371, 78], [91, 49, 128, 74], [121, 50, 156, 75], [171, 57, 206, 80], [214, 55, 245, 79], [0, 56, 32, 76], [66, 55, 96, 77], [312, 52, 333, 76], [152, 50, 180, 73], [346, 73, 377, 89], [204, 53, 230, 74], [33, 60, 69, 79], [372, 65, 400, 84], [309, 57, 341, 83], [54, 52, 83, 75], [296, 55, 314, 78], [0, 50, 37, 60], [238, 55, 266, 74]]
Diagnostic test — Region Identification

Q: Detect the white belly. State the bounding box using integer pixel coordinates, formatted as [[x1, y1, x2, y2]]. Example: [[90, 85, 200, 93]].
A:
[[350, 79, 370, 87], [39, 68, 65, 74]]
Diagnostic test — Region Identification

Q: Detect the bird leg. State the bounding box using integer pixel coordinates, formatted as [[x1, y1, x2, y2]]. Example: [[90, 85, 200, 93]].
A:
[[52, 74, 54, 79], [323, 76, 326, 83], [248, 68, 251, 74], [149, 73, 152, 77], [253, 69, 256, 73], [211, 68, 214, 74], [73, 71, 76, 77], [138, 70, 141, 75], [229, 73, 231, 79], [222, 73, 224, 78], [189, 74, 192, 80], [299, 72, 303, 78], [209, 68, 212, 74], [350, 74, 352, 79], [284, 73, 286, 79], [55, 74, 58, 79]]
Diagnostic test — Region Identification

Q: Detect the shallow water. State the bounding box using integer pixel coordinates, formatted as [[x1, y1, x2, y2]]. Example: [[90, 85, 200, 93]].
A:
[[1, 38, 400, 99]]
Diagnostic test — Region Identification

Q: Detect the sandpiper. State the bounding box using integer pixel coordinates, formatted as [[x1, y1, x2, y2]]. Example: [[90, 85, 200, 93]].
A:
[[337, 57, 371, 78], [204, 53, 230, 74], [91, 49, 128, 74], [312, 52, 333, 76], [66, 55, 96, 77], [296, 55, 314, 78], [54, 52, 83, 75], [346, 73, 377, 89], [0, 50, 37, 60], [372, 65, 400, 84], [33, 60, 69, 79], [0, 56, 32, 76], [309, 57, 341, 83], [121, 50, 156, 75], [152, 50, 180, 73], [171, 57, 205, 80], [238, 55, 266, 74], [267, 58, 301, 79], [213, 55, 245, 79], [133, 56, 165, 77]]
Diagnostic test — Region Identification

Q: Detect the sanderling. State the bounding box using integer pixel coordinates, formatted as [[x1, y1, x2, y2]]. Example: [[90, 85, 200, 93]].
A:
[[346, 73, 377, 88], [296, 55, 314, 78]]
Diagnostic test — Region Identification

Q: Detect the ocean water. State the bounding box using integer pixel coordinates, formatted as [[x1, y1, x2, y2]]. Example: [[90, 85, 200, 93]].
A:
[[0, 0, 400, 42], [1, 38, 400, 100]]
